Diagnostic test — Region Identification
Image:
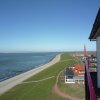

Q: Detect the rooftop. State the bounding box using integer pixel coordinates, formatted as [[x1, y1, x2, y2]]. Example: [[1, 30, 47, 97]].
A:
[[74, 64, 85, 71], [66, 68, 74, 76], [89, 8, 100, 40]]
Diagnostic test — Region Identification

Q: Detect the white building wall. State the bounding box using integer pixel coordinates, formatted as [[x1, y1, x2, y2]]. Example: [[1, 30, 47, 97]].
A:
[[97, 37, 100, 88], [65, 75, 75, 83]]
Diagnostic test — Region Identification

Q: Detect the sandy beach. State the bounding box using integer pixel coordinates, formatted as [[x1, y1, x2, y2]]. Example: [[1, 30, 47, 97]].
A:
[[0, 54, 61, 95]]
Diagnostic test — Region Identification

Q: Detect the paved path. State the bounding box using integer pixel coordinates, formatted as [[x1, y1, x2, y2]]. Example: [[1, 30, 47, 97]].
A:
[[20, 76, 55, 84], [60, 59, 73, 62], [0, 54, 61, 95]]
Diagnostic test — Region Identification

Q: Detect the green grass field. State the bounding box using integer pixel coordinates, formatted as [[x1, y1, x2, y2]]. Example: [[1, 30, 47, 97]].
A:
[[58, 81, 85, 99], [0, 54, 83, 100]]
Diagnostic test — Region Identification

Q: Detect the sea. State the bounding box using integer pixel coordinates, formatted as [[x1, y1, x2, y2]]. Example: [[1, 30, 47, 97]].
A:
[[0, 52, 58, 82]]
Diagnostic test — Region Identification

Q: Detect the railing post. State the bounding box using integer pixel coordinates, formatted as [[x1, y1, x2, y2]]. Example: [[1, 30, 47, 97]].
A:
[[85, 67, 90, 100], [85, 57, 90, 100]]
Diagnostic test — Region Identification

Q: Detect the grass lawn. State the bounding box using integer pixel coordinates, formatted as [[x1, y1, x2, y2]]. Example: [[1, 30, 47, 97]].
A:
[[0, 54, 81, 100], [58, 82, 85, 99]]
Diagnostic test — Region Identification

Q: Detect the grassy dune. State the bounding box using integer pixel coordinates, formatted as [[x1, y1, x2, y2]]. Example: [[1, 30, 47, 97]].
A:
[[0, 54, 78, 100]]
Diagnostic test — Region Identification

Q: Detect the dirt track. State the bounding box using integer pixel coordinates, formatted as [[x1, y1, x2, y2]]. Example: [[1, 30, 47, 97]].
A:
[[53, 66, 81, 100]]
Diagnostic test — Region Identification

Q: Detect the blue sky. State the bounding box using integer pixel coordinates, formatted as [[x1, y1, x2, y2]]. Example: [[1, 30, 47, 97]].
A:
[[0, 0, 100, 52]]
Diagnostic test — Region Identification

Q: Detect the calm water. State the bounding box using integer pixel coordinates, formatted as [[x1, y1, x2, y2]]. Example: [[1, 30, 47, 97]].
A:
[[0, 52, 58, 82]]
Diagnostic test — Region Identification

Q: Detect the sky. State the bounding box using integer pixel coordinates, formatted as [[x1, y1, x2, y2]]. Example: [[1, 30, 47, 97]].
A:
[[0, 0, 100, 52]]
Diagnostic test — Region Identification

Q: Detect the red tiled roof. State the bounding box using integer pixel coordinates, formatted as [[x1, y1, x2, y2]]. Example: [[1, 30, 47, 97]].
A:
[[74, 64, 85, 71], [72, 64, 85, 76]]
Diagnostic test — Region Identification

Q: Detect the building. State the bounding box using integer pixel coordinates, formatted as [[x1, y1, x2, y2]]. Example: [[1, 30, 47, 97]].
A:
[[73, 76, 84, 84], [72, 64, 85, 76], [65, 68, 75, 83], [65, 65, 84, 84], [85, 8, 100, 100]]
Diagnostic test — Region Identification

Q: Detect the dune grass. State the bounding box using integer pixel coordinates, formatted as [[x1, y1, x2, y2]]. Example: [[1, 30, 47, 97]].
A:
[[0, 54, 77, 100]]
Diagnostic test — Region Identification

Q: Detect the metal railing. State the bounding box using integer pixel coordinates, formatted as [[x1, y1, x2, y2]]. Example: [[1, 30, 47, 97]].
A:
[[85, 57, 97, 100]]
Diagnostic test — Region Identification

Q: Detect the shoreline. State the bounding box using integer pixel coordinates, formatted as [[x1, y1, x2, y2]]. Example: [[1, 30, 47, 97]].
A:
[[0, 55, 57, 82], [0, 54, 61, 95]]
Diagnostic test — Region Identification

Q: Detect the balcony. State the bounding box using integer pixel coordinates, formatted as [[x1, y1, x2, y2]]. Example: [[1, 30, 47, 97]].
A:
[[85, 57, 100, 100]]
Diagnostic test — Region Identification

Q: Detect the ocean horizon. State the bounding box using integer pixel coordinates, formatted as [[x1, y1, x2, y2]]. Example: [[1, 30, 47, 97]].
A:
[[0, 52, 58, 82]]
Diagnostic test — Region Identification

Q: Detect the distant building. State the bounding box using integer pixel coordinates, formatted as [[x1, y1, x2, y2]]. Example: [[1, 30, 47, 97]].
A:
[[72, 53, 84, 57], [65, 68, 75, 83], [65, 64, 84, 84], [72, 64, 85, 76], [73, 76, 84, 84]]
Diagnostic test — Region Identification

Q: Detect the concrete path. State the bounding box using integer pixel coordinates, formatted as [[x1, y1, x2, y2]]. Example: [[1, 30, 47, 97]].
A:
[[0, 54, 61, 95], [60, 59, 73, 62], [20, 76, 55, 84]]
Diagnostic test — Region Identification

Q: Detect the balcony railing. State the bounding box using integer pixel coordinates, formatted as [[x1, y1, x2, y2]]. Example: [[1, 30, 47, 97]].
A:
[[85, 57, 97, 100]]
